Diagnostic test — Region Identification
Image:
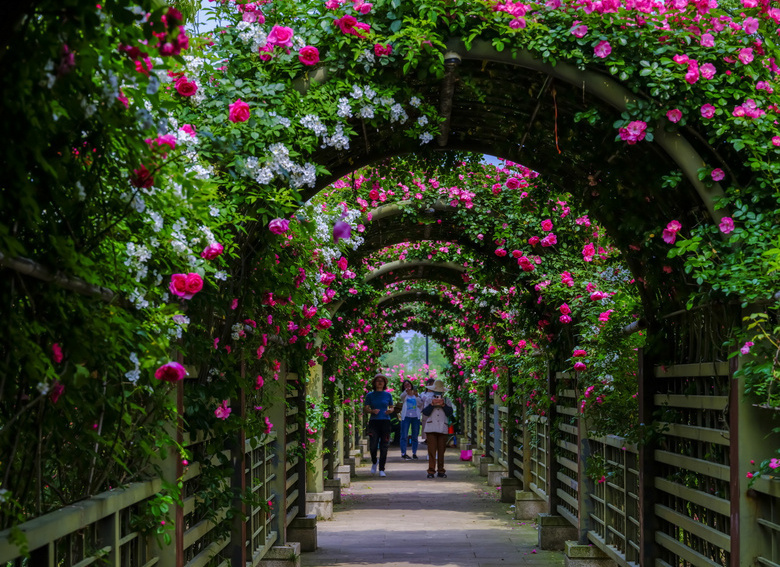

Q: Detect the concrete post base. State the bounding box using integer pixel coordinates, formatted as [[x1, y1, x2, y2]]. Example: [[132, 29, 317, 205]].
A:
[[538, 514, 578, 551], [475, 455, 493, 476], [344, 457, 356, 477], [564, 541, 616, 566], [335, 464, 351, 487], [305, 491, 334, 520], [514, 490, 548, 520], [323, 479, 341, 504], [286, 517, 317, 552], [258, 542, 301, 567], [349, 450, 362, 468], [499, 477, 520, 503], [458, 442, 472, 451], [486, 464, 507, 486]]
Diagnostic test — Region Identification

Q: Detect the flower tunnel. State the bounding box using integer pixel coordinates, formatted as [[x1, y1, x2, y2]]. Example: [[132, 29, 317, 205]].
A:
[[1, 0, 779, 566]]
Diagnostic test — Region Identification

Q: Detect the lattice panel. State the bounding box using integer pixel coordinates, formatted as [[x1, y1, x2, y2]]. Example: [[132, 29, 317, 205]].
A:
[[653, 362, 731, 567]]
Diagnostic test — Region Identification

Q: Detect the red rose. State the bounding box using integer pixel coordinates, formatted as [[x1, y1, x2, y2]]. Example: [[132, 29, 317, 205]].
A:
[[155, 361, 187, 382], [169, 273, 203, 299], [185, 273, 203, 295], [175, 77, 197, 97], [298, 45, 320, 66]]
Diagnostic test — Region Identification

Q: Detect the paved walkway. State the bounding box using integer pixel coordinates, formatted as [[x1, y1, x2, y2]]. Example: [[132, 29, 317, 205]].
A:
[[302, 445, 565, 567]]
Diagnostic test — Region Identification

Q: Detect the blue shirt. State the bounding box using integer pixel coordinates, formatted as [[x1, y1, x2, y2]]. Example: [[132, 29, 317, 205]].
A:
[[365, 390, 393, 420]]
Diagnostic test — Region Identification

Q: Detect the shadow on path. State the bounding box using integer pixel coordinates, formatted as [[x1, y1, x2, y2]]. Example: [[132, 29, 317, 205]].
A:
[[301, 448, 565, 567]]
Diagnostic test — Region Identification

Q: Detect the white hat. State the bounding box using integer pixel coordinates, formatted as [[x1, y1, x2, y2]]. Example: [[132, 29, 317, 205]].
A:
[[427, 379, 448, 393]]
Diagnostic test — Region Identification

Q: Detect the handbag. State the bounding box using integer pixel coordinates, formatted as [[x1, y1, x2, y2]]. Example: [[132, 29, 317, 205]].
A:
[[460, 449, 473, 461]]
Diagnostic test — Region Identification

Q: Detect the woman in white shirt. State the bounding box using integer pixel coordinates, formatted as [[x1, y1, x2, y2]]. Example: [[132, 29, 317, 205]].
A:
[[399, 379, 423, 460]]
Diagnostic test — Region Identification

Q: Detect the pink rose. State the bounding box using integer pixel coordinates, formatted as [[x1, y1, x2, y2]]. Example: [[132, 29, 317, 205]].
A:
[[738, 48, 754, 65], [505, 177, 520, 189], [180, 124, 196, 137], [52, 343, 63, 364], [573, 349, 587, 357], [740, 341, 754, 355], [155, 361, 187, 382], [201, 242, 224, 260], [495, 248, 507, 257], [594, 40, 611, 59], [573, 361, 587, 372], [170, 272, 204, 299], [701, 103, 716, 118], [337, 257, 348, 270], [541, 219, 553, 231], [334, 15, 358, 35], [718, 216, 734, 234], [267, 25, 294, 48], [559, 303, 572, 315], [662, 220, 682, 244], [175, 77, 197, 97], [711, 168, 725, 182], [700, 63, 716, 79], [214, 400, 232, 420], [667, 109, 682, 123], [298, 45, 320, 66], [228, 98, 251, 123], [527, 236, 540, 246], [50, 381, 65, 404], [571, 24, 587, 38], [316, 318, 332, 330], [540, 233, 557, 247], [269, 218, 290, 234]]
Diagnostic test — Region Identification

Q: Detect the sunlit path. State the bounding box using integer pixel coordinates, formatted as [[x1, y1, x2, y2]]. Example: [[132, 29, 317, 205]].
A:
[[303, 446, 564, 567]]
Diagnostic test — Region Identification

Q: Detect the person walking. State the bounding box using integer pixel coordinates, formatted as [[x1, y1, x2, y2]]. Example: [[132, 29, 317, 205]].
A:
[[363, 373, 394, 477], [399, 379, 423, 460], [419, 377, 435, 442], [421, 379, 453, 478]]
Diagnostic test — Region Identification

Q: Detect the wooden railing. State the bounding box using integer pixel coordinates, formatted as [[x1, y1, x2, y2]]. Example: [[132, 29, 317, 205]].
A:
[[0, 480, 162, 566], [555, 383, 579, 525], [588, 435, 640, 566]]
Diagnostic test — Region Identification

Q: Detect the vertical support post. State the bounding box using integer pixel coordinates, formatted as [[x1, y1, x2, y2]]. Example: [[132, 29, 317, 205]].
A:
[[576, 372, 595, 544], [546, 365, 560, 514], [97, 512, 119, 567], [483, 386, 491, 456], [266, 366, 288, 543], [638, 347, 658, 566], [296, 376, 308, 518], [305, 362, 324, 494], [522, 402, 533, 491], [506, 373, 517, 479], [229, 360, 247, 567], [732, 344, 779, 566]]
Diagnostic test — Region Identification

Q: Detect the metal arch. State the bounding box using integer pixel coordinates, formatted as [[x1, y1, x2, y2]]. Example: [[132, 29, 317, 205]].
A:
[[363, 259, 467, 285], [443, 38, 726, 223]]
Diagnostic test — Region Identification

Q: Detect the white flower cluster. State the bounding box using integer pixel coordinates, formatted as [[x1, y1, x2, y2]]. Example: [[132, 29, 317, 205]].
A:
[[321, 123, 350, 150], [125, 241, 153, 282], [337, 98, 352, 118], [301, 114, 328, 138], [128, 288, 150, 309], [242, 143, 317, 188], [419, 132, 434, 144], [125, 352, 141, 383], [268, 111, 292, 128], [236, 21, 268, 52], [356, 48, 376, 71]]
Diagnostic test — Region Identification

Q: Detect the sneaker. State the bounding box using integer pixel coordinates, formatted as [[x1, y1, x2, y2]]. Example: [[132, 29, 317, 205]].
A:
[[370, 463, 377, 475], [401, 454, 412, 460], [437, 472, 447, 478], [412, 454, 419, 459], [379, 471, 387, 477], [427, 473, 435, 478]]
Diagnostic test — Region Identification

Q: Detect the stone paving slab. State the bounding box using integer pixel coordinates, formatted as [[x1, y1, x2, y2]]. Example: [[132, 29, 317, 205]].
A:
[[301, 446, 564, 567]]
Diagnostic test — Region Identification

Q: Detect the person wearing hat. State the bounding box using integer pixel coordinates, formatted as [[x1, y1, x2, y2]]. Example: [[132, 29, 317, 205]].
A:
[[363, 373, 394, 477], [419, 377, 435, 442], [421, 379, 454, 478]]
